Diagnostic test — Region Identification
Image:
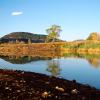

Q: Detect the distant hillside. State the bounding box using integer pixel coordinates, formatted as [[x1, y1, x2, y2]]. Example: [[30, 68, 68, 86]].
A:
[[0, 32, 47, 43], [0, 32, 63, 43]]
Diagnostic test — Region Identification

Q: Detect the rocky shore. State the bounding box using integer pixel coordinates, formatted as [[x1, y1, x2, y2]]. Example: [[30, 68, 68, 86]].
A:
[[0, 69, 100, 100]]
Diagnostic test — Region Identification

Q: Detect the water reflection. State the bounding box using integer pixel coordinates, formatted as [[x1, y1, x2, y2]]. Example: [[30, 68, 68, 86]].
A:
[[46, 59, 61, 77], [87, 58, 100, 68], [80, 54, 100, 68], [62, 53, 100, 68], [0, 55, 51, 64], [0, 52, 100, 89], [0, 50, 61, 64], [0, 53, 100, 68]]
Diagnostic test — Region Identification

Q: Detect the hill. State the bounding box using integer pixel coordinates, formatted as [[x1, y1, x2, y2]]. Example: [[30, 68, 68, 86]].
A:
[[0, 32, 47, 43]]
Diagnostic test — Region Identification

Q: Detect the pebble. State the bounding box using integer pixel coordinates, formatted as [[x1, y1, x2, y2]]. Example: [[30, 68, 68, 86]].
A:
[[62, 93, 70, 96], [45, 81, 50, 84], [22, 89, 25, 92], [55, 96, 58, 98], [55, 86, 65, 92], [71, 89, 79, 94], [17, 90, 21, 93], [42, 91, 49, 98], [5, 87, 9, 90]]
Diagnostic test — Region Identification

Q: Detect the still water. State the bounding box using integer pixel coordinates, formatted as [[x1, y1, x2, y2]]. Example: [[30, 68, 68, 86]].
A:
[[0, 54, 100, 89]]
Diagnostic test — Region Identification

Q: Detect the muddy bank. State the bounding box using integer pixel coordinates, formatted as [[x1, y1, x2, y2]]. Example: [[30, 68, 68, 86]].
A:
[[0, 43, 62, 54], [0, 69, 100, 100]]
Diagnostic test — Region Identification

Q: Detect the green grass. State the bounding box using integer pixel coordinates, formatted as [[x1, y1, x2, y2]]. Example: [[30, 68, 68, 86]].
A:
[[63, 42, 100, 49], [79, 43, 100, 49]]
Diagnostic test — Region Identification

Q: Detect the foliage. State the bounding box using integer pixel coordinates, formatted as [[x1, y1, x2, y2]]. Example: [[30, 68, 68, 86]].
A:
[[62, 41, 100, 49], [87, 32, 100, 40], [78, 42, 100, 49], [46, 25, 62, 42]]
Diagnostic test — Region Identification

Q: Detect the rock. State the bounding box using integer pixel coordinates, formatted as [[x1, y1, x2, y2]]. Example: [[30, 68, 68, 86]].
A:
[[45, 81, 50, 84], [17, 90, 21, 93], [42, 91, 49, 98], [20, 80, 23, 83], [55, 86, 65, 92], [22, 89, 25, 92], [5, 87, 9, 90], [20, 80, 25, 83], [55, 96, 58, 99], [28, 92, 32, 95], [71, 89, 79, 94], [5, 87, 12, 91], [16, 84, 20, 87], [62, 93, 70, 96]]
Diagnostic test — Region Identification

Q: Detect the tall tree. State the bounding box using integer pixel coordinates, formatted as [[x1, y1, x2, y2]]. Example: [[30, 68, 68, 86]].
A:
[[46, 25, 62, 42]]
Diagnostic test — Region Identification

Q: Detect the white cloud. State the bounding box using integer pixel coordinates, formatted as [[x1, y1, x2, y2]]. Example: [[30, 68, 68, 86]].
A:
[[11, 11, 23, 16]]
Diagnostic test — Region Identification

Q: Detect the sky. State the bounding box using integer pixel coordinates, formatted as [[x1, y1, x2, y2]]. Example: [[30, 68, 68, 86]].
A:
[[0, 0, 99, 41]]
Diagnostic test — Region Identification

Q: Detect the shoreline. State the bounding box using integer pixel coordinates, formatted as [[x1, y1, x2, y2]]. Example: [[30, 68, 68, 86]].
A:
[[1, 42, 100, 56], [0, 69, 100, 100]]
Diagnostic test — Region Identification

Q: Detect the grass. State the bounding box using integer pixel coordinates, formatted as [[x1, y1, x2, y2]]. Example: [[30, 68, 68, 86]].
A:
[[62, 41, 100, 49], [79, 43, 100, 49]]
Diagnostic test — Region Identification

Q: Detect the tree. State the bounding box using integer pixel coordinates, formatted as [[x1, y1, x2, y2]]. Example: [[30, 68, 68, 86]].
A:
[[87, 32, 100, 40], [46, 25, 62, 42]]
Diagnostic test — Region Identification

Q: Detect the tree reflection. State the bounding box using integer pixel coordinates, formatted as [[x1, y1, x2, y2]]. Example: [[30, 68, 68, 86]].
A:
[[62, 53, 100, 68], [87, 58, 100, 68], [1, 51, 100, 68], [0, 55, 51, 64], [46, 59, 61, 77]]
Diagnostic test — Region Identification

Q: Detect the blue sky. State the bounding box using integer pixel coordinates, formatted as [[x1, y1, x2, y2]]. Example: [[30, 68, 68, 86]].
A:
[[0, 0, 99, 41]]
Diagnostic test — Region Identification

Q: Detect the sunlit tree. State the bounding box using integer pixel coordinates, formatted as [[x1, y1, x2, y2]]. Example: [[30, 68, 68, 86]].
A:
[[46, 25, 62, 42], [87, 32, 100, 40]]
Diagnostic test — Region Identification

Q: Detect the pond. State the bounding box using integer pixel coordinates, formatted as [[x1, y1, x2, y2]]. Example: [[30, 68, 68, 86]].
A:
[[0, 53, 100, 89]]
